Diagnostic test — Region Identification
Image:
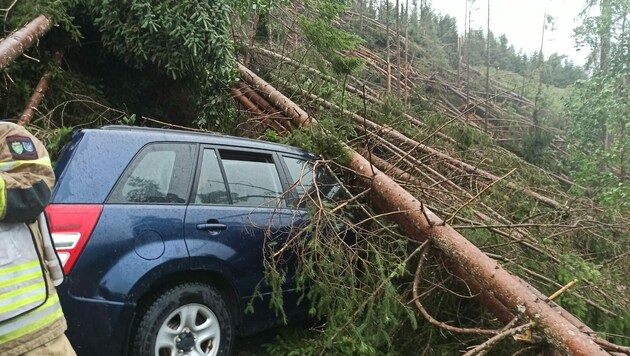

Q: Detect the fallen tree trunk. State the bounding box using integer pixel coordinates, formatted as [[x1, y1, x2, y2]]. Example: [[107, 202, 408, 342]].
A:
[[303, 90, 568, 211], [369, 141, 556, 261], [238, 83, 294, 132], [237, 63, 309, 126], [230, 88, 288, 134], [17, 51, 63, 126], [18, 71, 51, 125], [367, 149, 556, 262], [250, 46, 382, 104], [355, 177, 603, 355], [237, 63, 607, 355], [0, 15, 53, 70], [250, 46, 459, 145]]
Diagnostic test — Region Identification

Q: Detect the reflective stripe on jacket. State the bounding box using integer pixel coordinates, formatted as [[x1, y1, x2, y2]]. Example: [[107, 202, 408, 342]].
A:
[[0, 223, 48, 322], [0, 122, 66, 356]]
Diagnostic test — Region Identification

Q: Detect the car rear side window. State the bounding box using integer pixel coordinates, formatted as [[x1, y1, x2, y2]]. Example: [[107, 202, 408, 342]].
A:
[[109, 143, 196, 204], [219, 150, 285, 208]]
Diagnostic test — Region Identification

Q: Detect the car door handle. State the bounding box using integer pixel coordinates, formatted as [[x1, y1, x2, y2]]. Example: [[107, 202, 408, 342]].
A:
[[196, 223, 227, 231]]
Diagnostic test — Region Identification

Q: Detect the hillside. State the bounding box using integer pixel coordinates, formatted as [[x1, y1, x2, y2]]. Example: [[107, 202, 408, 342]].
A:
[[1, 1, 629, 355]]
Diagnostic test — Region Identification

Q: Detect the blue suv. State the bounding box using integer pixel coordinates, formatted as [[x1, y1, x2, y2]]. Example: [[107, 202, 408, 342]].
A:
[[47, 126, 321, 356]]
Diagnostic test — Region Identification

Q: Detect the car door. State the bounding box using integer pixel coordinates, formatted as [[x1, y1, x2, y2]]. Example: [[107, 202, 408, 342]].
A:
[[184, 146, 305, 327]]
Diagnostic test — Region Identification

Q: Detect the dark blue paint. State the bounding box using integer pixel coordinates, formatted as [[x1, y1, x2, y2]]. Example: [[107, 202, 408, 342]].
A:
[[51, 126, 314, 356]]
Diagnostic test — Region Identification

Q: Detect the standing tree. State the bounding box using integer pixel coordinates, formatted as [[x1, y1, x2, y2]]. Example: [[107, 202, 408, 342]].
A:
[[523, 14, 555, 165], [386, 0, 392, 93], [465, 0, 476, 104], [567, 0, 630, 207], [396, 0, 401, 95], [484, 0, 490, 132]]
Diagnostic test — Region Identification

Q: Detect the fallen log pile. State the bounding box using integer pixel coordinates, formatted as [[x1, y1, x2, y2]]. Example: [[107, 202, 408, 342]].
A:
[[234, 63, 623, 355], [338, 12, 568, 151]]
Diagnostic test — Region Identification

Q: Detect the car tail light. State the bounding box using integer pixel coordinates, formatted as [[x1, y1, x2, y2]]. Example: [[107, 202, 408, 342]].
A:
[[45, 204, 103, 274]]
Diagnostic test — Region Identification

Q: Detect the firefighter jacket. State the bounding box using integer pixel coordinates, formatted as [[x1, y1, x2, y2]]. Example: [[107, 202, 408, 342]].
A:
[[0, 121, 67, 356]]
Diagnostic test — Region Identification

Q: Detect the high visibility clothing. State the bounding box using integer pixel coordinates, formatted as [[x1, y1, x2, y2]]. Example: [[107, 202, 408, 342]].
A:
[[0, 223, 48, 322], [0, 122, 69, 356]]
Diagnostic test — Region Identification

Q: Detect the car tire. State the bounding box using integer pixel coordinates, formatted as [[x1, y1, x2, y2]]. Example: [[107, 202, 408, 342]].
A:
[[131, 282, 233, 356]]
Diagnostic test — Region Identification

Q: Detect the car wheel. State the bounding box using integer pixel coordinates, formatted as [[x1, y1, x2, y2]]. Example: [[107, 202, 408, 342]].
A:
[[131, 282, 233, 356]]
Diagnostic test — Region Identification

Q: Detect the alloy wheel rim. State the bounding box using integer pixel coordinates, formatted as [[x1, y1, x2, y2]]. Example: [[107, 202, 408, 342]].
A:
[[154, 303, 221, 356]]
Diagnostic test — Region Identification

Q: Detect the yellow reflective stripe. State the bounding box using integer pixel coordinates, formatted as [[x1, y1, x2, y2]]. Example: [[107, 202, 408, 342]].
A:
[[0, 282, 45, 302], [0, 290, 45, 314], [0, 271, 42, 289], [0, 176, 5, 218], [0, 294, 62, 344], [0, 156, 52, 172], [0, 261, 39, 276]]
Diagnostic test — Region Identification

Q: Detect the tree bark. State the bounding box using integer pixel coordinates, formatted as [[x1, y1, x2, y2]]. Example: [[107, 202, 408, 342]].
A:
[[17, 51, 63, 126], [0, 15, 53, 70], [237, 63, 309, 126], [600, 0, 612, 150], [532, 13, 547, 129], [238, 83, 293, 131], [457, 35, 463, 86], [237, 64, 608, 355], [359, 0, 364, 32], [230, 88, 288, 134], [18, 72, 52, 126], [599, 0, 611, 73]]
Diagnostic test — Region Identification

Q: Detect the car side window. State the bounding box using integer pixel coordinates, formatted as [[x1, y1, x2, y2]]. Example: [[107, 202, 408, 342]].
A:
[[195, 149, 229, 204], [219, 150, 286, 208], [109, 143, 195, 204]]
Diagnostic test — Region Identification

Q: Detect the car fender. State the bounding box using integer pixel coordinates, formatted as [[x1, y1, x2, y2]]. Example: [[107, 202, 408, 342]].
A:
[[125, 255, 241, 305]]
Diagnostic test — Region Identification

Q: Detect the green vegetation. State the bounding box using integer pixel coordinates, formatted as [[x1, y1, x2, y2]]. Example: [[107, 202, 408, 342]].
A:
[[1, 0, 629, 353], [565, 0, 630, 211]]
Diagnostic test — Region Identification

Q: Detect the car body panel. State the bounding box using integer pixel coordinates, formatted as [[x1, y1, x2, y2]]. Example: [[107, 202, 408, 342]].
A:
[[64, 205, 189, 300]]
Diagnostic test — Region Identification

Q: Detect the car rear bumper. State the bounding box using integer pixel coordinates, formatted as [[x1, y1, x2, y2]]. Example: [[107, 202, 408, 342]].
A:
[[59, 289, 135, 356]]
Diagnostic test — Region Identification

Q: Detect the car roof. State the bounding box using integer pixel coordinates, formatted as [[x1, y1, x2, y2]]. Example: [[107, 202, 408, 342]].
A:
[[90, 125, 314, 157]]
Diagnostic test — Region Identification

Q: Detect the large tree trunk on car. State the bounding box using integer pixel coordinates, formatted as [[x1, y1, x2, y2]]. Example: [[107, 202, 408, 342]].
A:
[[0, 15, 53, 70], [237, 63, 607, 356]]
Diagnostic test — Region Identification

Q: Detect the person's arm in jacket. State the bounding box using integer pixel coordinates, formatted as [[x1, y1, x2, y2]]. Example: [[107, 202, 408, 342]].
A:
[[0, 122, 55, 223]]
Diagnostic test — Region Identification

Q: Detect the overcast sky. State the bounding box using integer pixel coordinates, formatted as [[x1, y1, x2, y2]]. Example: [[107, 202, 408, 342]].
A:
[[431, 0, 588, 66]]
